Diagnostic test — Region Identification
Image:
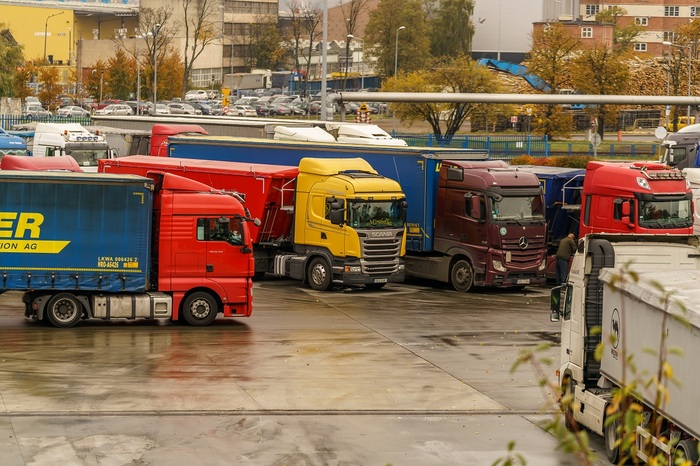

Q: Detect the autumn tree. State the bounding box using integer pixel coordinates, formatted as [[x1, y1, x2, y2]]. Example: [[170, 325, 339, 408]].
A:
[[13, 61, 37, 101], [570, 43, 630, 138], [245, 16, 285, 71], [382, 54, 501, 141], [596, 6, 644, 51], [181, 0, 221, 97], [429, 0, 474, 58], [364, 0, 431, 77], [526, 23, 580, 139], [0, 27, 23, 97], [38, 67, 61, 111], [85, 60, 107, 101], [112, 7, 177, 102], [106, 49, 134, 100]]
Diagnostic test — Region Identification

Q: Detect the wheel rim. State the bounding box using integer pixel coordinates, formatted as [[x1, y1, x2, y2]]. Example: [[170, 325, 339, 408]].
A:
[[52, 298, 78, 323], [311, 263, 327, 286], [189, 297, 212, 320], [452, 261, 473, 291]]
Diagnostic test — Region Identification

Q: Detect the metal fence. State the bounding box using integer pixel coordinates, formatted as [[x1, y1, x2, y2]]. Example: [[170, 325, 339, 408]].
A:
[[1, 115, 92, 130], [397, 133, 660, 161]]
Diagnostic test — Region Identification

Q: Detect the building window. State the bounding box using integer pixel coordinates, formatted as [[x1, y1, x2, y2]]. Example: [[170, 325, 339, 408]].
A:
[[634, 43, 647, 52], [692, 6, 700, 17], [585, 5, 600, 16], [635, 17, 648, 26], [664, 31, 676, 42], [581, 27, 593, 39], [664, 6, 680, 17]]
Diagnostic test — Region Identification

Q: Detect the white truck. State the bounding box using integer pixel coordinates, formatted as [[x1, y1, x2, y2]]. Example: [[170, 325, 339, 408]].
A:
[[550, 234, 700, 464], [32, 123, 113, 172]]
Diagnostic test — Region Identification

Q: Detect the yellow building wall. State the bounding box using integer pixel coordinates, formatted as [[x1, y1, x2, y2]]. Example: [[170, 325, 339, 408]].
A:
[[2, 6, 75, 64]]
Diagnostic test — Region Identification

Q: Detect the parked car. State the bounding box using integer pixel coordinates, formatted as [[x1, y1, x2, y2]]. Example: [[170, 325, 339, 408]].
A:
[[168, 102, 199, 115], [289, 101, 309, 116], [22, 105, 52, 119], [309, 101, 334, 115], [207, 90, 224, 100], [94, 104, 133, 115], [190, 102, 214, 115], [185, 90, 209, 101], [149, 104, 170, 115], [56, 105, 91, 118], [267, 103, 292, 116], [91, 99, 121, 111], [251, 102, 270, 116], [207, 101, 223, 116], [232, 105, 257, 117]]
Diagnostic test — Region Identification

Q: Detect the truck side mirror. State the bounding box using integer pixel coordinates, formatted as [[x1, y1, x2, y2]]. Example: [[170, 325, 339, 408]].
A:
[[329, 210, 344, 226], [621, 201, 634, 228], [399, 200, 408, 221], [550, 286, 562, 322], [470, 196, 483, 221]]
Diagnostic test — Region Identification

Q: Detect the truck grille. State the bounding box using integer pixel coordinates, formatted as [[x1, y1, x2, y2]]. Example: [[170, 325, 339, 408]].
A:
[[358, 230, 403, 276], [501, 237, 546, 266]]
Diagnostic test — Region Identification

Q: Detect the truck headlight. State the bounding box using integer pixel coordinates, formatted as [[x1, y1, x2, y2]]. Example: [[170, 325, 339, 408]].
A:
[[492, 260, 506, 272], [344, 266, 362, 273], [398, 264, 405, 271], [539, 258, 547, 271]]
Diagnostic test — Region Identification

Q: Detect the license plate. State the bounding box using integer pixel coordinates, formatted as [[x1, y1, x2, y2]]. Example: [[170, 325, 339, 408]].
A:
[[374, 278, 388, 283], [516, 279, 530, 285]]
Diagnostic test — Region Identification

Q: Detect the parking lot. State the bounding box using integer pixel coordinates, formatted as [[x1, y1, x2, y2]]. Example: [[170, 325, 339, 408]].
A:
[[0, 278, 607, 465]]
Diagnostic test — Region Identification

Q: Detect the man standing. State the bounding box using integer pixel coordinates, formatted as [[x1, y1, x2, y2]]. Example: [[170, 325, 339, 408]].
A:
[[556, 233, 577, 285]]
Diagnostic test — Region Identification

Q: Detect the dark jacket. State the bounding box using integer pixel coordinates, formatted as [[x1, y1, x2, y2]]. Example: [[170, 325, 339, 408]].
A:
[[556, 237, 577, 261]]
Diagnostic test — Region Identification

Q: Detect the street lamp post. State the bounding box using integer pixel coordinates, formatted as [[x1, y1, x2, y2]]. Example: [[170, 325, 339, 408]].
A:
[[347, 34, 364, 90], [152, 23, 161, 110], [43, 11, 65, 65], [394, 26, 405, 77]]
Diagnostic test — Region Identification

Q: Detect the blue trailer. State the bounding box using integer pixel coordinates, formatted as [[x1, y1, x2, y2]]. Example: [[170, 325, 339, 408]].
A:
[[0, 171, 152, 292], [514, 166, 585, 241], [166, 135, 487, 253], [164, 135, 550, 291], [0, 128, 28, 158]]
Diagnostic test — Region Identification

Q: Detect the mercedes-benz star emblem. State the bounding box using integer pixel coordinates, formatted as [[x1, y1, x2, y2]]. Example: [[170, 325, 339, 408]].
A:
[[518, 236, 529, 249]]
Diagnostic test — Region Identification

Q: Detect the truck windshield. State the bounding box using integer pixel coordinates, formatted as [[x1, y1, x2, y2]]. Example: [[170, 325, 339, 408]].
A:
[[68, 149, 110, 168], [490, 195, 545, 222], [348, 200, 405, 229], [638, 199, 693, 228]]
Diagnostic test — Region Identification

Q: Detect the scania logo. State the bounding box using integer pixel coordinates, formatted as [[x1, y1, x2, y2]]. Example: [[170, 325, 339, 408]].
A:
[[518, 236, 529, 249], [370, 231, 394, 238]]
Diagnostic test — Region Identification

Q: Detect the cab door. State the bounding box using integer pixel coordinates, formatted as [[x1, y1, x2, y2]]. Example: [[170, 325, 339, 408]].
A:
[[201, 217, 252, 288]]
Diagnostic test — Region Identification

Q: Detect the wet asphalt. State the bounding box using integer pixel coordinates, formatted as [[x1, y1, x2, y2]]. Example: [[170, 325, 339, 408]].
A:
[[0, 277, 608, 465]]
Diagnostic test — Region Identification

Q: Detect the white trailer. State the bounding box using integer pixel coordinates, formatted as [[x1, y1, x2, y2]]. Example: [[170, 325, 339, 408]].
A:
[[550, 234, 700, 464]]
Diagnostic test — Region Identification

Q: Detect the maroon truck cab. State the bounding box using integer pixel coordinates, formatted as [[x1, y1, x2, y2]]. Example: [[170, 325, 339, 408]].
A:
[[426, 161, 548, 290], [149, 124, 208, 157]]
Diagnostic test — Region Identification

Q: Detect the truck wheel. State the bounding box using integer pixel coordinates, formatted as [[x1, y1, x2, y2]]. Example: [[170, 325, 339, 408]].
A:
[[308, 257, 332, 291], [674, 439, 699, 463], [450, 259, 474, 292], [46, 293, 83, 328], [181, 291, 218, 326], [561, 375, 577, 431], [604, 414, 622, 464]]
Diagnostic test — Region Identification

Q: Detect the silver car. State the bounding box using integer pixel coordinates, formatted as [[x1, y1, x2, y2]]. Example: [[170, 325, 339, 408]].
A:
[[94, 104, 133, 116]]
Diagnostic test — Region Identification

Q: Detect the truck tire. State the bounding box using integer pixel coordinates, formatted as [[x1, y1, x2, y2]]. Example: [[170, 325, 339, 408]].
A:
[[561, 375, 577, 431], [674, 439, 699, 463], [450, 259, 474, 292], [46, 293, 83, 328], [308, 257, 332, 291], [604, 413, 622, 464], [181, 291, 218, 326]]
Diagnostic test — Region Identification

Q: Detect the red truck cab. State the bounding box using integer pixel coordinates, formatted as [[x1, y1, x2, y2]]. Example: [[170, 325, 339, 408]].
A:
[[149, 124, 208, 157], [151, 173, 255, 322], [579, 161, 693, 236]]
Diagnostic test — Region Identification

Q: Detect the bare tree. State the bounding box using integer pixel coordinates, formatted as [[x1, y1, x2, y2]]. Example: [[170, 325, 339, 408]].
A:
[[301, 3, 323, 96], [285, 0, 308, 89], [181, 0, 222, 96], [340, 0, 371, 90]]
